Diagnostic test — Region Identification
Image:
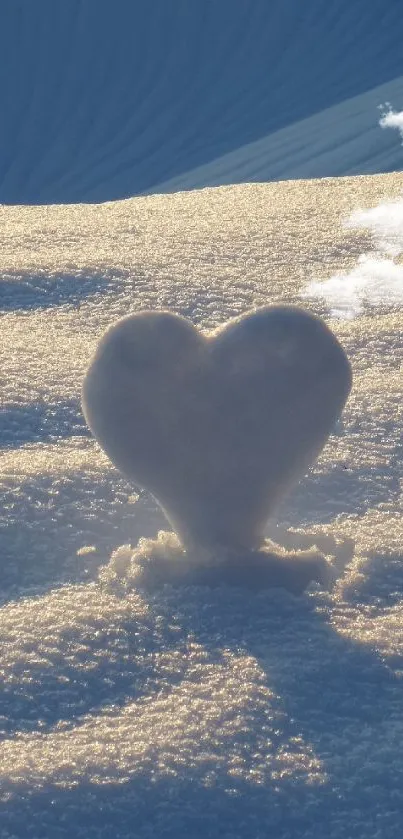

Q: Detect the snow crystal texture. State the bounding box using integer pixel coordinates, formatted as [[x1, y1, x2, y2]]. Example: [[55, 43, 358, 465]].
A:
[[1, 2, 403, 836], [2, 174, 403, 838]]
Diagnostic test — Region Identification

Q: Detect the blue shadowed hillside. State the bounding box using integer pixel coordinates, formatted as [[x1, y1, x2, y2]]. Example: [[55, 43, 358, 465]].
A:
[[0, 0, 402, 204]]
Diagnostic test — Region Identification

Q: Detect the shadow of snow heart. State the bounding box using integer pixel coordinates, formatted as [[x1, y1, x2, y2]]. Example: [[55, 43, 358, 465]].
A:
[[1, 582, 401, 839]]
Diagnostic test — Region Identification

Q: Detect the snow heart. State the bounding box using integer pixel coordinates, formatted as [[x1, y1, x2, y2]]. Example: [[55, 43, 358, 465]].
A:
[[82, 307, 351, 590]]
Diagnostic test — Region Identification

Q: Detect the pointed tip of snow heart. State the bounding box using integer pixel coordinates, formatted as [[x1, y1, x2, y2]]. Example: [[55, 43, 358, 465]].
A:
[[83, 306, 352, 554]]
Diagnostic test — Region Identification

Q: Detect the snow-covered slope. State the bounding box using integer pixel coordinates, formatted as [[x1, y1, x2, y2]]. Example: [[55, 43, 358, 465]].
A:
[[2, 172, 403, 837], [1, 3, 403, 836], [0, 0, 403, 204]]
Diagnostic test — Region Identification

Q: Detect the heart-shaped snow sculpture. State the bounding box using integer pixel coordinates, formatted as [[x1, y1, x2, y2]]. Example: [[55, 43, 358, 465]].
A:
[[82, 307, 351, 553]]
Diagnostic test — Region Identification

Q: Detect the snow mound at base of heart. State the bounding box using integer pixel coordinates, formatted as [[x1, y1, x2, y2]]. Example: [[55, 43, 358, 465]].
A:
[[98, 531, 338, 596]]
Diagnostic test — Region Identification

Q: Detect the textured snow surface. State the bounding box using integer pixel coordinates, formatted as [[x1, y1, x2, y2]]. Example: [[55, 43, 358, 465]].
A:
[[1, 174, 403, 837], [1, 0, 403, 203]]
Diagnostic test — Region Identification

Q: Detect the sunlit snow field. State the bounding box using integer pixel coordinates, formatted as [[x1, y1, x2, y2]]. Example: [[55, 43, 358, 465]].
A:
[[1, 4, 403, 838], [2, 169, 403, 837]]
